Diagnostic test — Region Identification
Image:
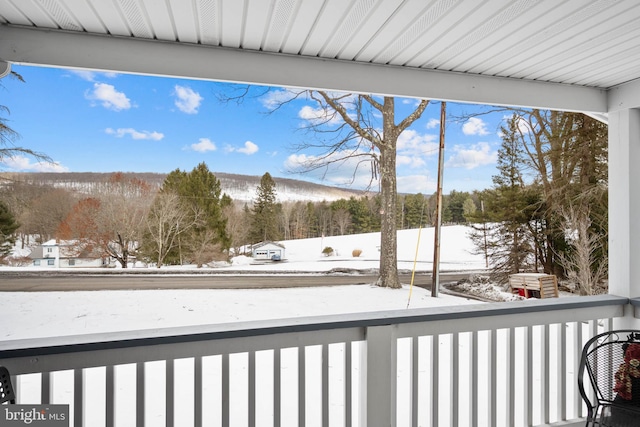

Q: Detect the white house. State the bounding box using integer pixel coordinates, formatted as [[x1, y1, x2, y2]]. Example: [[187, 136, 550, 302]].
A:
[[30, 239, 108, 268]]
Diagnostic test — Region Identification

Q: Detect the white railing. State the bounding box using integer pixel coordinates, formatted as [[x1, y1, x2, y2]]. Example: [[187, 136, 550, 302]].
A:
[[0, 294, 629, 427]]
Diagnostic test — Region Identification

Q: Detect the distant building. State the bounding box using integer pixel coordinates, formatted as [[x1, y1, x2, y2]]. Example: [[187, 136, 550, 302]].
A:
[[251, 241, 285, 261], [30, 240, 109, 268]]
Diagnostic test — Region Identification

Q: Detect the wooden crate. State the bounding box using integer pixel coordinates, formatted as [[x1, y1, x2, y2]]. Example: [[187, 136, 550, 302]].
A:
[[509, 273, 558, 298]]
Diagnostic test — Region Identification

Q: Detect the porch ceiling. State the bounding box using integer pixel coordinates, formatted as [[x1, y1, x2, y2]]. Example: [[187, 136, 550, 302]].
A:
[[1, 0, 640, 113]]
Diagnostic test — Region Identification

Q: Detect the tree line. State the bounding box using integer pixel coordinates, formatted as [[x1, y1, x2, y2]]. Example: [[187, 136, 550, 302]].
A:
[[1, 70, 608, 291], [466, 111, 608, 294], [0, 164, 481, 266]]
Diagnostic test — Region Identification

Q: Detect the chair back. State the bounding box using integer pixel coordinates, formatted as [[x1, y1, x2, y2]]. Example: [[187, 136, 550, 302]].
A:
[[579, 330, 640, 423], [0, 366, 16, 404]]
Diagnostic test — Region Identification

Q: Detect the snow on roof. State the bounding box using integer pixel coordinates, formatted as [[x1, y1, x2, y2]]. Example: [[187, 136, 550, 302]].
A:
[[252, 241, 285, 249]]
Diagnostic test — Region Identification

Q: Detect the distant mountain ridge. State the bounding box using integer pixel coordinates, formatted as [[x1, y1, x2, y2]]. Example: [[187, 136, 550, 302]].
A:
[[0, 172, 365, 203]]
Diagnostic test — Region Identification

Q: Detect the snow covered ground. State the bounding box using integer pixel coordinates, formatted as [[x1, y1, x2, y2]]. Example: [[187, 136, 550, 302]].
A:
[[1, 225, 493, 341], [0, 225, 576, 426], [225, 225, 485, 272]]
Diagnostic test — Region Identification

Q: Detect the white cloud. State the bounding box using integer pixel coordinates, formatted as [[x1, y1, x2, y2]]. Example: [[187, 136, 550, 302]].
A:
[[298, 105, 343, 126], [284, 150, 379, 189], [85, 83, 131, 111], [401, 98, 425, 108], [105, 128, 164, 140], [70, 69, 118, 81], [1, 155, 68, 172], [395, 129, 439, 169], [462, 117, 489, 136], [397, 174, 436, 194], [190, 138, 217, 152], [445, 142, 497, 170], [260, 89, 301, 110], [226, 141, 260, 156], [173, 85, 203, 114], [397, 155, 426, 168], [426, 118, 440, 129]]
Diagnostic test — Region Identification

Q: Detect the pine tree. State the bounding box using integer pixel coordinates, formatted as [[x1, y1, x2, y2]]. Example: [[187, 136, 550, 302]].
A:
[[469, 115, 536, 281], [445, 190, 471, 224], [0, 200, 19, 257], [401, 193, 428, 229], [250, 172, 280, 243], [160, 163, 230, 266]]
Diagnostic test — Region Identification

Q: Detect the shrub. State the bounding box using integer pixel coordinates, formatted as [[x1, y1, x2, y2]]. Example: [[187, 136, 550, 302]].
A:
[[352, 249, 362, 257], [322, 246, 334, 256], [1, 255, 32, 267]]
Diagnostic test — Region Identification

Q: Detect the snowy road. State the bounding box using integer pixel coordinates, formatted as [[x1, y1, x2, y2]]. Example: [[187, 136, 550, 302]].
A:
[[0, 271, 471, 291]]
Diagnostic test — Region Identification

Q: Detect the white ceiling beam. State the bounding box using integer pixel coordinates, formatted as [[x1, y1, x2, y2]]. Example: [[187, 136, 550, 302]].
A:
[[608, 78, 640, 112], [0, 24, 607, 113]]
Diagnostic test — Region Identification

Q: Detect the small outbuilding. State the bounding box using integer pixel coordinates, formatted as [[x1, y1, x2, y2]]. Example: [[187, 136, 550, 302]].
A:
[[251, 241, 286, 261]]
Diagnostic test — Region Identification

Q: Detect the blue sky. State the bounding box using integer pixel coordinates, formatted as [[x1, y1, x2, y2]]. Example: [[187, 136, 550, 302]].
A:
[[1, 64, 508, 194]]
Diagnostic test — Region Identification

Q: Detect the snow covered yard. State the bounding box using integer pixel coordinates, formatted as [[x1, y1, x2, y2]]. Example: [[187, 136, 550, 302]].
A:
[[1, 225, 578, 426], [1, 225, 493, 341]]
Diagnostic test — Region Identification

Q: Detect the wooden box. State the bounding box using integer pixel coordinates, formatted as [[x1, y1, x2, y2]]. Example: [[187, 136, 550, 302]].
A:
[[509, 273, 558, 299]]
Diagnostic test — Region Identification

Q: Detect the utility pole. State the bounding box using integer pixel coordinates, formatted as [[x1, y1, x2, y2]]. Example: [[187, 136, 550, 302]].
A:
[[432, 101, 446, 297]]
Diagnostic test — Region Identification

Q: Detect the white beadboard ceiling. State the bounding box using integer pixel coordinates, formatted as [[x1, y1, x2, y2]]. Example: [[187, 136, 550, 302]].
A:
[[1, 0, 640, 112]]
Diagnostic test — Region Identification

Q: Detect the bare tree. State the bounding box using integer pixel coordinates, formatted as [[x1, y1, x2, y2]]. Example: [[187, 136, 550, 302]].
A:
[[58, 173, 151, 268], [81, 173, 154, 268], [224, 202, 251, 256], [279, 202, 293, 240], [221, 86, 430, 287], [184, 226, 225, 267], [21, 187, 75, 242], [556, 205, 608, 295], [290, 201, 309, 239], [332, 208, 352, 235], [144, 191, 199, 267], [278, 91, 429, 288]]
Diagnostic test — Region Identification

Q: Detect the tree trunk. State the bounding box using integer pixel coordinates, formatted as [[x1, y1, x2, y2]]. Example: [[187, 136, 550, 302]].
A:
[[376, 144, 401, 288]]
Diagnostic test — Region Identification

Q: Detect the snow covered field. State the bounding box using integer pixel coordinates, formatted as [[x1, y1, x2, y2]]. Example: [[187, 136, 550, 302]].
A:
[[1, 225, 488, 341], [1, 225, 540, 427]]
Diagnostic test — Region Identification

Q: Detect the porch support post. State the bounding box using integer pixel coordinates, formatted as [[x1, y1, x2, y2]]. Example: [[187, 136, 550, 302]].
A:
[[608, 107, 640, 327], [364, 325, 397, 427]]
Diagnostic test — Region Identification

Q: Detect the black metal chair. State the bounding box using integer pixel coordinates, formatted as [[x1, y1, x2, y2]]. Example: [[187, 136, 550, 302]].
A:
[[0, 366, 16, 404], [579, 330, 640, 426]]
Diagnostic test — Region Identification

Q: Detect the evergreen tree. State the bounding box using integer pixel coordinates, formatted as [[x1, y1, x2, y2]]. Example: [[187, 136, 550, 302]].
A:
[[469, 115, 536, 281], [161, 163, 230, 266], [402, 193, 428, 229], [445, 190, 471, 224], [348, 196, 376, 233], [0, 200, 19, 257], [250, 172, 280, 243], [306, 201, 318, 238]]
